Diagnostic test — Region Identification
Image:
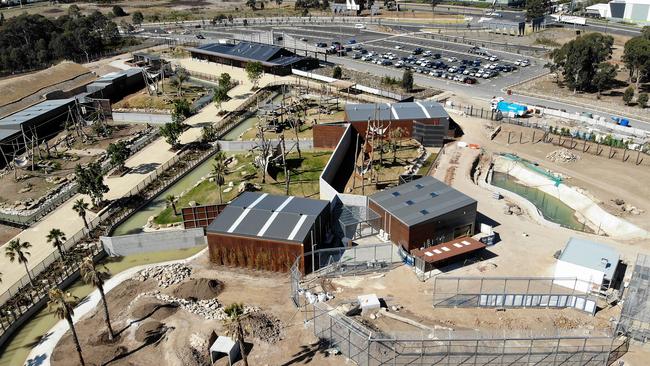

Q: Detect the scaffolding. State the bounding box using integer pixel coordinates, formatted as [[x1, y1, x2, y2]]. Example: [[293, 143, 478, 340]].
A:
[[618, 253, 650, 342]]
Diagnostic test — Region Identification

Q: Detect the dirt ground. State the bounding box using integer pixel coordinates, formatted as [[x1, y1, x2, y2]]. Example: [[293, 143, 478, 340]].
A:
[[325, 266, 614, 334], [52, 255, 342, 366], [452, 112, 650, 231], [0, 224, 21, 243]]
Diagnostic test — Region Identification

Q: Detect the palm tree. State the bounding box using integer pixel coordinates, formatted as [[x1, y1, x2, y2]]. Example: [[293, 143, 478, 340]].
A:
[[47, 228, 67, 261], [80, 256, 114, 340], [223, 303, 249, 366], [212, 152, 228, 204], [48, 288, 85, 366], [73, 199, 89, 230], [165, 195, 178, 216], [5, 239, 32, 286]]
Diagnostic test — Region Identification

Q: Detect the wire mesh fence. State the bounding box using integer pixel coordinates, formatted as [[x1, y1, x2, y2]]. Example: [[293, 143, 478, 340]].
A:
[[617, 253, 650, 342], [432, 276, 599, 315]]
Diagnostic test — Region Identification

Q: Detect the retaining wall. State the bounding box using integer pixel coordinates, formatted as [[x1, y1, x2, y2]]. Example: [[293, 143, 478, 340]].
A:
[[101, 228, 206, 256], [112, 112, 173, 124]]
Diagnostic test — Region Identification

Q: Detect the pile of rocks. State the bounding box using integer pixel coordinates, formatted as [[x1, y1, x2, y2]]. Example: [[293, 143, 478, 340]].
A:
[[137, 264, 192, 288], [143, 290, 260, 320], [546, 149, 580, 163], [244, 312, 284, 344], [504, 203, 523, 216]]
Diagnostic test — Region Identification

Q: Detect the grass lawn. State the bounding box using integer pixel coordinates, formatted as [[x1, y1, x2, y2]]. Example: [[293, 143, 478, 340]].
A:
[[418, 151, 438, 175], [154, 150, 332, 225]]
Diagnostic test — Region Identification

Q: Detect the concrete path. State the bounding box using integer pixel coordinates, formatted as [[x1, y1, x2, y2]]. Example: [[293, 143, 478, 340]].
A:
[[0, 60, 290, 295], [23, 248, 208, 366]]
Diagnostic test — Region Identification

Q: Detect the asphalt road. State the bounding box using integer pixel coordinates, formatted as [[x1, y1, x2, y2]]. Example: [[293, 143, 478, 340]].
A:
[[142, 20, 649, 130]]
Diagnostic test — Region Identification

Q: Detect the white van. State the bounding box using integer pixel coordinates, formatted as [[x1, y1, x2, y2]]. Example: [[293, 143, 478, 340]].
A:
[[354, 23, 366, 29]]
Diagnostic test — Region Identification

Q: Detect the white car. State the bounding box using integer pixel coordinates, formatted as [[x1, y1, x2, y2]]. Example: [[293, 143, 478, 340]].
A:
[[489, 56, 499, 62], [388, 55, 396, 60], [423, 51, 432, 56], [447, 57, 458, 62], [395, 45, 402, 49], [355, 23, 366, 29]]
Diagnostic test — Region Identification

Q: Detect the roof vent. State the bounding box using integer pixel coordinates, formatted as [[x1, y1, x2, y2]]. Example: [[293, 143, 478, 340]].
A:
[[430, 192, 439, 198], [405, 200, 415, 206], [415, 183, 424, 189], [391, 192, 400, 197], [420, 209, 429, 215]]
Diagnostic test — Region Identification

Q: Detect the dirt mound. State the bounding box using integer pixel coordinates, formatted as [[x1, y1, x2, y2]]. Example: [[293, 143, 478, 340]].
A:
[[135, 321, 165, 343], [172, 278, 224, 300], [243, 312, 284, 344], [131, 299, 179, 321]]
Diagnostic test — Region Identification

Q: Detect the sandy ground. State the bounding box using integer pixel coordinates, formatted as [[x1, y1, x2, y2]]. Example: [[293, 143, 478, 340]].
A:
[[52, 255, 342, 366], [327, 267, 614, 334]]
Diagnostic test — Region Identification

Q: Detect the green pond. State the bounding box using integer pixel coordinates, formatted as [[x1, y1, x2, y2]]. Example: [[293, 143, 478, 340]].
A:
[[491, 172, 589, 232], [0, 246, 205, 366]]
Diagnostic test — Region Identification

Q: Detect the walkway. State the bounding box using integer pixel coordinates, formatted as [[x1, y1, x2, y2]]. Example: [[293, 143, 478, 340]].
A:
[[0, 59, 289, 295], [23, 248, 208, 366]]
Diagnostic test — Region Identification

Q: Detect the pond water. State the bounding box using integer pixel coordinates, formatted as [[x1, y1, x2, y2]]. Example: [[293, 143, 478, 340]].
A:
[[0, 246, 205, 366], [491, 172, 589, 232]]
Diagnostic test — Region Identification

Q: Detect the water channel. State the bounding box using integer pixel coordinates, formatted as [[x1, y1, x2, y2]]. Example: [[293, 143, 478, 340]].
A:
[[491, 172, 589, 232], [0, 246, 205, 366]]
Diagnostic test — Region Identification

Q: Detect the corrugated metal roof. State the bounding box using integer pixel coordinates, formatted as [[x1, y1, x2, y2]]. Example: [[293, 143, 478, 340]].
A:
[[207, 192, 328, 244], [189, 42, 308, 67], [345, 101, 448, 122], [0, 98, 75, 128], [369, 176, 476, 226], [412, 237, 486, 264], [559, 238, 619, 280]]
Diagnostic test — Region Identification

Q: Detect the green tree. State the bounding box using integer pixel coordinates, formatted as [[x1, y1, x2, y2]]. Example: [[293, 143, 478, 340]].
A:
[[160, 121, 183, 149], [246, 0, 257, 10], [245, 61, 263, 89], [218, 72, 232, 90], [402, 69, 414, 92], [212, 152, 228, 204], [73, 199, 90, 229], [80, 256, 114, 340], [48, 288, 85, 366], [623, 86, 635, 105], [68, 5, 81, 18], [622, 36, 650, 90], [332, 65, 342, 79], [165, 194, 178, 215], [112, 5, 127, 17], [132, 11, 144, 25], [75, 162, 109, 206], [170, 67, 189, 96], [642, 26, 650, 40], [552, 33, 614, 93], [47, 228, 67, 261], [172, 99, 192, 120], [5, 239, 32, 286], [0, 12, 4, 26], [201, 125, 218, 143], [213, 86, 229, 110], [638, 93, 648, 108], [526, 0, 548, 20], [107, 141, 130, 172], [223, 303, 250, 366], [592, 62, 618, 97]]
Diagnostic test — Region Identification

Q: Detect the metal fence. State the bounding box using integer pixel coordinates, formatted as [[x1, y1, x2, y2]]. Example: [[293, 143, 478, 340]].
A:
[[0, 129, 160, 227], [308, 301, 620, 366], [617, 253, 650, 342], [432, 276, 599, 315]]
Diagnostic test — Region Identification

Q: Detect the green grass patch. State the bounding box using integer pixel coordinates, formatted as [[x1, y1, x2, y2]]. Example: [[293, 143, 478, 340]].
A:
[[154, 150, 332, 225], [418, 152, 438, 175], [534, 37, 561, 48]]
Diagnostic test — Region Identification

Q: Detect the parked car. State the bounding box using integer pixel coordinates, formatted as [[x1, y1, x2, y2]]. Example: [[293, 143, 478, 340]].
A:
[[348, 39, 357, 44], [433, 53, 441, 59], [423, 50, 432, 57], [381, 60, 392, 66], [315, 42, 327, 48], [465, 77, 477, 84], [413, 47, 423, 55], [447, 56, 458, 62], [196, 34, 205, 39], [395, 45, 402, 49], [489, 56, 499, 62], [355, 23, 366, 29], [352, 53, 362, 59]]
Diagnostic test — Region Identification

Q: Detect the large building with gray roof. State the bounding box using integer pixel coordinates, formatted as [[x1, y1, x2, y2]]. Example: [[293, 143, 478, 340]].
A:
[[344, 101, 450, 147], [369, 176, 477, 251], [206, 192, 330, 273], [187, 41, 318, 76]]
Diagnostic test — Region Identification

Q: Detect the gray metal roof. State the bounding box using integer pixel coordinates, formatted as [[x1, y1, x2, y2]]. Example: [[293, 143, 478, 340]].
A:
[[559, 237, 619, 280], [207, 192, 329, 244], [345, 101, 448, 122], [369, 176, 476, 226], [0, 128, 21, 140], [0, 98, 75, 129], [188, 42, 307, 67]]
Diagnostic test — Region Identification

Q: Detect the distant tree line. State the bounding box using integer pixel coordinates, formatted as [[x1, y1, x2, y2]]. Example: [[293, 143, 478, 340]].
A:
[[0, 12, 134, 74]]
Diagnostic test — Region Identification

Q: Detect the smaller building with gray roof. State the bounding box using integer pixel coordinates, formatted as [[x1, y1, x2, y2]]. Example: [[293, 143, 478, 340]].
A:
[[369, 176, 477, 251]]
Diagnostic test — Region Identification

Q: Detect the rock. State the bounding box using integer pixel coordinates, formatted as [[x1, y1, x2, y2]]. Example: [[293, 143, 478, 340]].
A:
[[223, 187, 232, 193], [18, 186, 32, 193], [238, 181, 260, 193], [546, 148, 580, 163], [209, 177, 215, 182], [189, 201, 197, 207], [228, 181, 234, 187]]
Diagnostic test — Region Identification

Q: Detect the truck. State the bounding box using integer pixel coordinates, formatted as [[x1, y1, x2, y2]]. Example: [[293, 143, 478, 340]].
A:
[[551, 14, 587, 26], [490, 98, 529, 117]]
